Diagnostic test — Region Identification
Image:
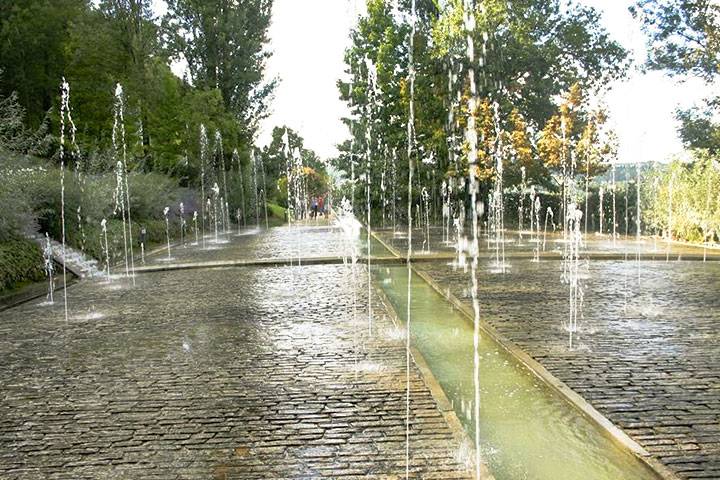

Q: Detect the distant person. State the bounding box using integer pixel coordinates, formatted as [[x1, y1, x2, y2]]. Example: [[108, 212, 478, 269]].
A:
[[318, 196, 324, 219], [311, 196, 318, 218]]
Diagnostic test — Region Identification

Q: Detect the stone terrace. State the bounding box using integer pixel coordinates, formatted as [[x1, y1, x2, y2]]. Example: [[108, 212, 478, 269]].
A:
[[419, 257, 720, 480], [0, 228, 474, 478], [143, 220, 387, 267]]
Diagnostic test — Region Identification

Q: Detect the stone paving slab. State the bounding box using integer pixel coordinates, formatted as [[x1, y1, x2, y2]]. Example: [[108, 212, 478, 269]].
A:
[[374, 228, 720, 260], [0, 262, 473, 478], [143, 221, 387, 268], [418, 258, 720, 479]]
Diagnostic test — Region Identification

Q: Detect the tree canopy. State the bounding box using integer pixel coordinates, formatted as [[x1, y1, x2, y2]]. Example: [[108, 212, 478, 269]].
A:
[[336, 0, 628, 217], [632, 0, 720, 152], [0, 0, 275, 186]]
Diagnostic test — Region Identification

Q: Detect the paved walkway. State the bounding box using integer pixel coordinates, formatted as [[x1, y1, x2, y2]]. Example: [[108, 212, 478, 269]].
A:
[[0, 226, 473, 478], [418, 256, 720, 480]]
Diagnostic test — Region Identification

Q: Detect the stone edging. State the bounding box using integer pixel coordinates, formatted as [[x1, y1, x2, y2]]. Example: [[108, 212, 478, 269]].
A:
[[0, 275, 76, 312], [371, 279, 496, 480], [369, 229, 679, 480]]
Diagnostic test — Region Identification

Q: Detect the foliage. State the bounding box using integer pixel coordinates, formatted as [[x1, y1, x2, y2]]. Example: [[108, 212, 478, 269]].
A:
[[164, 0, 276, 147], [0, 144, 193, 255], [538, 84, 614, 188], [261, 126, 327, 206], [0, 0, 87, 128], [0, 0, 274, 214], [631, 0, 720, 80], [0, 238, 45, 292], [675, 106, 720, 154], [642, 154, 720, 243], [336, 0, 628, 221], [632, 0, 720, 152]]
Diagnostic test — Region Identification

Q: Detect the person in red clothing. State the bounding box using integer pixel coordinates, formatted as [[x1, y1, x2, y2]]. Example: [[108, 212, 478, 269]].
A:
[[318, 196, 325, 218]]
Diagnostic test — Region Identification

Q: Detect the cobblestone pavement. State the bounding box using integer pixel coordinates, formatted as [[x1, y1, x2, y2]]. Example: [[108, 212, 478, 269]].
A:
[[0, 261, 473, 476], [419, 258, 720, 479], [374, 227, 720, 260], [144, 221, 389, 267]]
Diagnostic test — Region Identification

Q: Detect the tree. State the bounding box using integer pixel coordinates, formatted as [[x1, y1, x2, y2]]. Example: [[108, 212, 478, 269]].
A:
[[165, 0, 276, 147], [261, 126, 326, 206], [538, 84, 613, 189], [0, 0, 88, 127], [631, 0, 720, 79], [632, 0, 720, 152], [338, 0, 628, 221]]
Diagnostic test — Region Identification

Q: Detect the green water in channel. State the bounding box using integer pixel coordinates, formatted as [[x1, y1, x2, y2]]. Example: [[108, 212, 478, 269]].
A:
[[373, 265, 660, 480]]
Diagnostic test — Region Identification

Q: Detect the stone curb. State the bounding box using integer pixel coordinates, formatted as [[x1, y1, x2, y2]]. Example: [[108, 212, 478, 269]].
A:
[[131, 256, 406, 273], [372, 276, 496, 480], [370, 229, 679, 480], [370, 235, 720, 263], [0, 275, 77, 312]]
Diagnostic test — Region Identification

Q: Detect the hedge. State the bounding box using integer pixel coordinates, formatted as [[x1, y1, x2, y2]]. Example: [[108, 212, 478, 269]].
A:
[[0, 238, 45, 292]]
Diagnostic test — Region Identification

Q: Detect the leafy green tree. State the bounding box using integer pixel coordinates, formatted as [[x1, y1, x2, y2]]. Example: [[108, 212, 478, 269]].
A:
[[165, 0, 276, 148], [632, 0, 720, 151], [261, 126, 326, 205], [643, 155, 720, 243], [631, 0, 720, 79], [338, 0, 628, 221], [0, 0, 88, 127]]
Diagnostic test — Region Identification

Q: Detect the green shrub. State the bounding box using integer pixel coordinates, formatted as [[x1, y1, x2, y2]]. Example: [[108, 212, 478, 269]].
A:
[[0, 238, 45, 292], [266, 201, 287, 221]]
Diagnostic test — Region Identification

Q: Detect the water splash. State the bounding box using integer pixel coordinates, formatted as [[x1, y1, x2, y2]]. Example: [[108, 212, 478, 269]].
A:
[[611, 160, 617, 247], [519, 166, 526, 242], [563, 203, 584, 349], [234, 149, 247, 227], [251, 149, 261, 226], [543, 207, 554, 251], [667, 172, 674, 262], [464, 1, 484, 477], [599, 185, 605, 235], [114, 160, 129, 276], [199, 125, 209, 249], [163, 206, 171, 260], [212, 183, 220, 244], [43, 233, 54, 303], [405, 1, 417, 476], [215, 131, 231, 234], [529, 185, 536, 239], [101, 219, 110, 282], [259, 150, 270, 229], [113, 84, 135, 285], [533, 196, 541, 262], [58, 78, 72, 321], [193, 211, 199, 245], [490, 103, 506, 273], [180, 202, 185, 247], [422, 187, 431, 253]]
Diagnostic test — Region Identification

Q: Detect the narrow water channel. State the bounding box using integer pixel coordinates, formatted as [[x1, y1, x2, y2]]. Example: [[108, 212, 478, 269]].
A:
[[373, 265, 660, 480]]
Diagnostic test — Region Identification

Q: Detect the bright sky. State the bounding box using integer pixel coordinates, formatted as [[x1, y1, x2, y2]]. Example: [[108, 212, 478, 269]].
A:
[[579, 0, 714, 163], [257, 0, 358, 159], [258, 0, 714, 163]]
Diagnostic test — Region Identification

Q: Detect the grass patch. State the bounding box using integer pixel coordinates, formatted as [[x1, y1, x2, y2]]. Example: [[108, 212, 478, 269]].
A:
[[266, 202, 287, 226]]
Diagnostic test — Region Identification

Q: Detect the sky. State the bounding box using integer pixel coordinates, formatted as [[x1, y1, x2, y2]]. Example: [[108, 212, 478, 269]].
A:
[[256, 0, 359, 159], [257, 0, 714, 164]]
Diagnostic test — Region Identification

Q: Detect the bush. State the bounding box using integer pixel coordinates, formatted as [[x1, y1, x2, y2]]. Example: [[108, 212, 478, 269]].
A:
[[0, 149, 43, 241], [0, 238, 45, 292], [77, 217, 181, 267]]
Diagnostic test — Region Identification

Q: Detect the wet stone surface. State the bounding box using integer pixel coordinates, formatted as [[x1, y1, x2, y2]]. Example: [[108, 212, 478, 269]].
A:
[[145, 220, 387, 267], [374, 227, 720, 260], [420, 258, 720, 479], [0, 261, 472, 478]]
